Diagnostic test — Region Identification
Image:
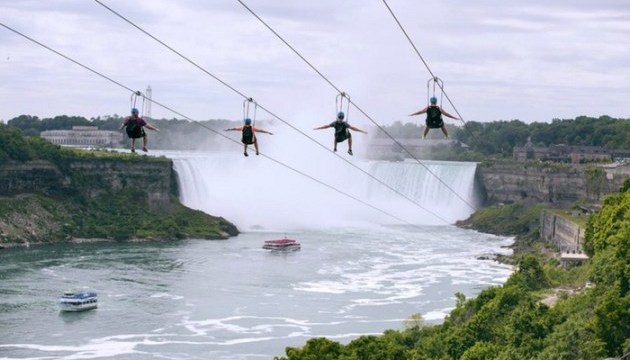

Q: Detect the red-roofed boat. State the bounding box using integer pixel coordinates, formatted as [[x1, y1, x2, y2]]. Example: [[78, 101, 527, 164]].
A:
[[263, 238, 301, 251]]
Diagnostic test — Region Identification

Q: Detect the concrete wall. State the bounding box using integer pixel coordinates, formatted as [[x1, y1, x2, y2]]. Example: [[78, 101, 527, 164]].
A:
[[540, 210, 584, 252]]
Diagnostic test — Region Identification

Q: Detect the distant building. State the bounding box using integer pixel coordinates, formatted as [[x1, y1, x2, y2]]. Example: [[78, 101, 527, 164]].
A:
[[40, 126, 122, 147], [513, 137, 611, 163]]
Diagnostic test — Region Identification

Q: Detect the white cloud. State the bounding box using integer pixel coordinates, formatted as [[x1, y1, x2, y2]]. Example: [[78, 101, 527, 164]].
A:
[[0, 0, 628, 126]]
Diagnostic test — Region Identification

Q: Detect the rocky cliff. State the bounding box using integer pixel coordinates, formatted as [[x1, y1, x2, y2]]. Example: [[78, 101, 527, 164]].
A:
[[0, 156, 238, 247], [476, 161, 628, 205], [0, 158, 174, 209]]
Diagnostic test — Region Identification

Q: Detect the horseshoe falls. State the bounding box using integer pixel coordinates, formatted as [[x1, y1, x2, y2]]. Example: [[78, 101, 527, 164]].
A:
[[171, 152, 481, 231]]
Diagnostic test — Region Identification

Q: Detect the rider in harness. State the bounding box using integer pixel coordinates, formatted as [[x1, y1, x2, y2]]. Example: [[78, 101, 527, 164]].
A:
[[410, 96, 458, 139], [225, 118, 273, 157]]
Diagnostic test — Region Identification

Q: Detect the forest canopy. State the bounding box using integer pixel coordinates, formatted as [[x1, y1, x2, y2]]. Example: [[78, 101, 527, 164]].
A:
[[3, 114, 629, 156]]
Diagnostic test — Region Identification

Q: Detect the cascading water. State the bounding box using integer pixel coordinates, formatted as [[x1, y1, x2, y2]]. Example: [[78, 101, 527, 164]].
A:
[[171, 152, 481, 230], [366, 160, 480, 223]]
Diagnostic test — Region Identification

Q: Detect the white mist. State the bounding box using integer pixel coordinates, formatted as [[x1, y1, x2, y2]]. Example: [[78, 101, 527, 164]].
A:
[[171, 149, 480, 231]]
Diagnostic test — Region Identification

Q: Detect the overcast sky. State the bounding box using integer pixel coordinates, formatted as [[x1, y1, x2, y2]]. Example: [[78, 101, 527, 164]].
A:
[[0, 0, 628, 128]]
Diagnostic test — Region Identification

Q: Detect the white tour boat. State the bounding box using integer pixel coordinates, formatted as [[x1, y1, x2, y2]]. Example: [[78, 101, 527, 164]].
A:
[[58, 291, 98, 312]]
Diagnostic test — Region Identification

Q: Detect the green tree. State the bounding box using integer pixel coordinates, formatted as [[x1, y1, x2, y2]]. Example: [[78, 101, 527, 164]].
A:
[[506, 255, 549, 290], [277, 337, 344, 360]]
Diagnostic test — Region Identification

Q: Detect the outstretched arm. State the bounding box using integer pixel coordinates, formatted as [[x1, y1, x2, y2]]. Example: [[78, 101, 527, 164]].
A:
[[145, 123, 159, 131], [256, 128, 274, 135], [313, 124, 331, 130], [440, 108, 459, 120], [409, 106, 428, 116], [348, 125, 367, 134], [225, 128, 238, 131]]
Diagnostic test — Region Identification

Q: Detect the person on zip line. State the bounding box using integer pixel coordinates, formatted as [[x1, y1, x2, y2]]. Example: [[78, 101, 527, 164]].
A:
[[409, 96, 458, 139], [225, 118, 273, 157], [314, 111, 367, 156], [119, 107, 159, 152]]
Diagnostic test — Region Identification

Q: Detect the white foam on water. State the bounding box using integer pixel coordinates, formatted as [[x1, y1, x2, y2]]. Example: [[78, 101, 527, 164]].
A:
[[0, 340, 142, 359], [292, 225, 512, 317], [180, 315, 314, 338], [424, 308, 455, 321], [149, 292, 184, 300]]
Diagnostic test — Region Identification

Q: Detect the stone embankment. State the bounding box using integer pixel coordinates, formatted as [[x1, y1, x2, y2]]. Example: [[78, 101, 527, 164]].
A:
[[476, 161, 629, 205], [539, 210, 584, 251]]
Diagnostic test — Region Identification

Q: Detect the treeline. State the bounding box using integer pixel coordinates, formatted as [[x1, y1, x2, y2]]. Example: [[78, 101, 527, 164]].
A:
[[274, 179, 630, 359], [5, 114, 244, 151], [376, 116, 630, 158], [0, 123, 71, 164], [6, 114, 630, 155]]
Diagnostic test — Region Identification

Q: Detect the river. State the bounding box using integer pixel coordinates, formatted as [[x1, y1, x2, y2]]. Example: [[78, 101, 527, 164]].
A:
[[0, 152, 512, 359]]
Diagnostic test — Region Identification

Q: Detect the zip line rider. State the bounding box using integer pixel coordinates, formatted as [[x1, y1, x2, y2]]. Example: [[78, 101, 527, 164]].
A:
[[410, 96, 458, 139], [314, 111, 367, 156], [120, 107, 159, 152], [225, 118, 273, 157]]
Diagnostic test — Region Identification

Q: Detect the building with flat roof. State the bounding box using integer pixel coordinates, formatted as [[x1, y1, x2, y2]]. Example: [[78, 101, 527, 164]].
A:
[[513, 137, 614, 163], [41, 126, 122, 147]]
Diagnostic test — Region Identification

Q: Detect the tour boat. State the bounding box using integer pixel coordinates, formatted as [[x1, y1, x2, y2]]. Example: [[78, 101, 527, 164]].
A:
[[58, 291, 98, 312], [262, 238, 301, 251]]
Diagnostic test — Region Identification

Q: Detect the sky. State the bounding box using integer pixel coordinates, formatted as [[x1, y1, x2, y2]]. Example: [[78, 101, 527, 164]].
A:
[[0, 0, 628, 128]]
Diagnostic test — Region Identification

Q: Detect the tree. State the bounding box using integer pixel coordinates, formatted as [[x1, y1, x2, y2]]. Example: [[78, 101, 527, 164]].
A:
[[506, 255, 549, 290]]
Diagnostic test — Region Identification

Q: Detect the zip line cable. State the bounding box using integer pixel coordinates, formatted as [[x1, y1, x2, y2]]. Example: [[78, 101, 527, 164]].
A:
[[92, 0, 454, 224], [0, 24, 231, 143], [234, 0, 476, 212], [0, 21, 434, 227], [380, 0, 466, 125], [381, 0, 492, 161]]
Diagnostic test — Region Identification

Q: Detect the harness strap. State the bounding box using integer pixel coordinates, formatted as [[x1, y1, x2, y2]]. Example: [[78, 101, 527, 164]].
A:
[[243, 97, 257, 125], [426, 77, 444, 106], [130, 91, 146, 117], [335, 91, 351, 123]]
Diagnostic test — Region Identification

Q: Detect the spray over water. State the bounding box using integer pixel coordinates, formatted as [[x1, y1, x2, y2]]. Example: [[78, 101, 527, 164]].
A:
[[172, 151, 480, 231]]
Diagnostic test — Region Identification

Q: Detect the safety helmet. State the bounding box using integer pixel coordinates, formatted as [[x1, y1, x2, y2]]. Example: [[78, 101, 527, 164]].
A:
[[337, 111, 345, 119], [131, 108, 139, 114], [244, 118, 252, 125], [430, 97, 438, 104]]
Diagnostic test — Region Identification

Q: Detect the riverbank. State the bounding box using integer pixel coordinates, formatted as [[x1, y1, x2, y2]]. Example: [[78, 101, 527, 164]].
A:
[[0, 189, 239, 248], [456, 203, 548, 264]]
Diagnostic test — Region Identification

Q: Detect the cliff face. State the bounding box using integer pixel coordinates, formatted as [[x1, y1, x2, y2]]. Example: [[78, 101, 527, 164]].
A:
[[0, 157, 238, 246], [67, 159, 176, 210], [0, 158, 175, 209], [0, 161, 64, 195], [477, 162, 626, 205]]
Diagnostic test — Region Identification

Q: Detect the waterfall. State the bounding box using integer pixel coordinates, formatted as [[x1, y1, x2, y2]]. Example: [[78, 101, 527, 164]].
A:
[[171, 152, 480, 231]]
